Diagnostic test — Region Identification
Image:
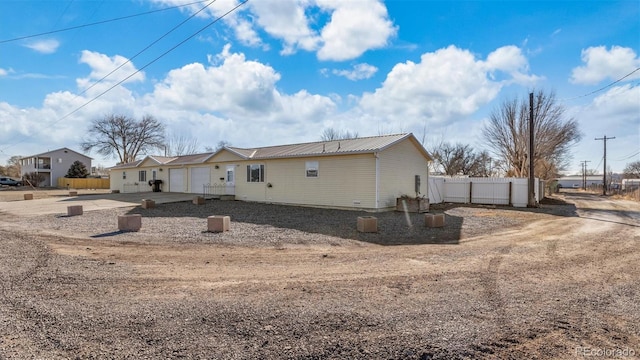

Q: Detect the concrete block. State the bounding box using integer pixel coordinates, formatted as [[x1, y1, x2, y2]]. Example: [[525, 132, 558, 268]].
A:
[[141, 199, 155, 209], [67, 205, 83, 216], [193, 196, 205, 205], [207, 215, 230, 232], [425, 213, 445, 228], [68, 191, 78, 196], [24, 193, 33, 200], [357, 216, 378, 233], [118, 214, 142, 232]]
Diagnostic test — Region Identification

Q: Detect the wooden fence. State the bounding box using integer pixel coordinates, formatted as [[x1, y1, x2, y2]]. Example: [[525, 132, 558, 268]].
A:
[[57, 177, 110, 189]]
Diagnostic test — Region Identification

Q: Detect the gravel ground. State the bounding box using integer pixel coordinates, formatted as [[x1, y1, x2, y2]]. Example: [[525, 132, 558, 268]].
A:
[[1, 192, 638, 359], [6, 199, 559, 247]]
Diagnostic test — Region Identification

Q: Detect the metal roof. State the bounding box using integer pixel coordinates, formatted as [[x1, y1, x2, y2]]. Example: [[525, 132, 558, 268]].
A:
[[109, 133, 432, 169], [227, 133, 430, 160]]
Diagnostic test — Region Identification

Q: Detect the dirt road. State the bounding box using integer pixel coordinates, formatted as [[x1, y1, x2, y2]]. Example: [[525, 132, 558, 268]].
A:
[[0, 192, 638, 359]]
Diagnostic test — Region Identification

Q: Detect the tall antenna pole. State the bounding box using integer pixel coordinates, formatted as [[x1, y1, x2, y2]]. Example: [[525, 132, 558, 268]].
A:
[[528, 92, 536, 207], [595, 136, 615, 195]]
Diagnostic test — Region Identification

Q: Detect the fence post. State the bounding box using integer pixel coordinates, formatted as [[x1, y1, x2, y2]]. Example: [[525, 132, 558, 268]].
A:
[[468, 181, 473, 204], [508, 181, 513, 206]]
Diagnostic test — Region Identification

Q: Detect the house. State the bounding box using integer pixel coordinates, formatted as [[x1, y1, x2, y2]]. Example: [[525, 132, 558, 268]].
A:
[[20, 148, 92, 187], [109, 133, 433, 211], [556, 175, 603, 189]]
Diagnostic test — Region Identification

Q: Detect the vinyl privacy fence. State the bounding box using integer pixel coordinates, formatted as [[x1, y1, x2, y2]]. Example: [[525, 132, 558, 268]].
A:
[[428, 177, 545, 208]]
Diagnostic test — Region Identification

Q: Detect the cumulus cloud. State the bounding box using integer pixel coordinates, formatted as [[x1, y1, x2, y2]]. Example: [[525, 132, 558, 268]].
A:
[[316, 0, 397, 61], [357, 45, 540, 130], [0, 68, 10, 76], [76, 50, 145, 95], [330, 63, 378, 80], [570, 46, 640, 85], [249, 0, 320, 55], [151, 0, 396, 61]]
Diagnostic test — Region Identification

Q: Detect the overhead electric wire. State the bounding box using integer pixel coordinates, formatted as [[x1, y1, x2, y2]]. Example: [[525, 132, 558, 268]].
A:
[[562, 67, 640, 101], [0, 0, 210, 44], [0, 0, 249, 155], [614, 150, 640, 162], [78, 0, 218, 98]]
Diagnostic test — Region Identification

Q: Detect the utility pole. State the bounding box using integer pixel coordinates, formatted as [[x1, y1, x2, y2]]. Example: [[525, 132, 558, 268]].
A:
[[528, 92, 536, 207], [580, 160, 591, 190], [595, 136, 615, 195]]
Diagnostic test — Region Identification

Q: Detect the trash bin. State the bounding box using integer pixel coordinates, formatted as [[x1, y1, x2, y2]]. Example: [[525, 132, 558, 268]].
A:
[[148, 179, 163, 192]]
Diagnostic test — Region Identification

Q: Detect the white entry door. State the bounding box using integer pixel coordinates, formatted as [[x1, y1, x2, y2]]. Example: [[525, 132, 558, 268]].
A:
[[190, 167, 210, 194], [169, 169, 184, 192], [226, 165, 235, 195]]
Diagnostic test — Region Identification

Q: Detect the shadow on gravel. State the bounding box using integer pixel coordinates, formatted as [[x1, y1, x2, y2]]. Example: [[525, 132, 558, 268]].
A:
[[90, 230, 129, 238], [124, 200, 463, 245]]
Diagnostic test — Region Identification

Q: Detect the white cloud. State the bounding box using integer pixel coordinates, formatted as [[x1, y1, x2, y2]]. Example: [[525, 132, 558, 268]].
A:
[[567, 84, 640, 173], [23, 39, 60, 54], [331, 63, 378, 80], [570, 46, 640, 85], [250, 0, 320, 55], [357, 45, 540, 130], [151, 0, 396, 61], [76, 50, 145, 95], [0, 68, 9, 76], [316, 0, 397, 61]]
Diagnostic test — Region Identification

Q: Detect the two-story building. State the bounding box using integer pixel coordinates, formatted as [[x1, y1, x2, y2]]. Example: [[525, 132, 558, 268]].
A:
[[20, 148, 92, 187]]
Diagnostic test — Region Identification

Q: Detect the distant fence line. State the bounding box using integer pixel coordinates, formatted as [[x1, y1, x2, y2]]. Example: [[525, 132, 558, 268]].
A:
[[57, 177, 110, 189], [428, 177, 544, 208]]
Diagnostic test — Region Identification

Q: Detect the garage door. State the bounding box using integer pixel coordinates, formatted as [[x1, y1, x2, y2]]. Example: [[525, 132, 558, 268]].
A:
[[190, 167, 210, 194], [169, 169, 185, 192]]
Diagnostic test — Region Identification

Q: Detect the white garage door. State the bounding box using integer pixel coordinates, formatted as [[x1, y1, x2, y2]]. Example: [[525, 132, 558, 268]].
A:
[[169, 169, 185, 192], [190, 167, 210, 194]]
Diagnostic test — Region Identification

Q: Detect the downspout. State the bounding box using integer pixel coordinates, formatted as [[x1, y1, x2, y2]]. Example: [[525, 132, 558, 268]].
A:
[[375, 152, 380, 210]]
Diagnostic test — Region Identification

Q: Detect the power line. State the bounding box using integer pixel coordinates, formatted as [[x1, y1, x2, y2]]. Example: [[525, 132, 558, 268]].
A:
[[562, 67, 640, 101], [0, 0, 249, 155], [613, 150, 640, 162], [78, 0, 218, 99], [0, 0, 210, 44]]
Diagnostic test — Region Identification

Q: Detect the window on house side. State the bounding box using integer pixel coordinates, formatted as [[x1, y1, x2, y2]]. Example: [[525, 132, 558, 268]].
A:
[[246, 164, 264, 182], [139, 170, 146, 182], [306, 161, 319, 177], [123, 172, 126, 180]]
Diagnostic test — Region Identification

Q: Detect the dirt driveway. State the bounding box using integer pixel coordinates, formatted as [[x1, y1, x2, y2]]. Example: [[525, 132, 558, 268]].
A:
[[0, 192, 638, 359]]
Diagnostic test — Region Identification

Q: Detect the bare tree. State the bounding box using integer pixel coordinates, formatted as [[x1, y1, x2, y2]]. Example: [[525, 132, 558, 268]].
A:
[[1, 156, 22, 177], [165, 133, 200, 156], [82, 114, 165, 164], [431, 142, 488, 176], [320, 128, 359, 141], [482, 89, 582, 180], [623, 160, 640, 178]]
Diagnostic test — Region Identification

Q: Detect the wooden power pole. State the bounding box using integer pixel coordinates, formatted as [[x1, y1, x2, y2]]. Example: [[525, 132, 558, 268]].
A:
[[595, 136, 615, 195], [528, 92, 536, 207]]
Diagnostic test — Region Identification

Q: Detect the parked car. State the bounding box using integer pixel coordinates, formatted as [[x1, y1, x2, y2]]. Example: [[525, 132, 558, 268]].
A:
[[0, 177, 22, 186]]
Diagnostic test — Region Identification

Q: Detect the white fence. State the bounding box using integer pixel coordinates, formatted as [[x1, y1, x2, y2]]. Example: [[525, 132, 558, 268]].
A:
[[428, 177, 544, 208]]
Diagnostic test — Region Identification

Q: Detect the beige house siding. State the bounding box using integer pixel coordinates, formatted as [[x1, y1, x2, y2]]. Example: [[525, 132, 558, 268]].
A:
[[233, 154, 377, 209], [377, 139, 430, 208]]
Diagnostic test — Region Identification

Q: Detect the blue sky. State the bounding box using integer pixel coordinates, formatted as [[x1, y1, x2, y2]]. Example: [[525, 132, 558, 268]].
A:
[[0, 0, 638, 174]]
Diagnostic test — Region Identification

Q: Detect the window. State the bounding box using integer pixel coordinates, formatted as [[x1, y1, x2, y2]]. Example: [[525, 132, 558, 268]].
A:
[[138, 170, 146, 182], [246, 164, 264, 182], [305, 161, 319, 177], [123, 172, 126, 180], [57, 158, 62, 163], [152, 170, 157, 180]]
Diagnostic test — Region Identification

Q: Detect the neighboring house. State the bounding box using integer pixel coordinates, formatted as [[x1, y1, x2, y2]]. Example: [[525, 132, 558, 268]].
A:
[[20, 148, 92, 187], [556, 175, 603, 189], [109, 133, 433, 211]]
